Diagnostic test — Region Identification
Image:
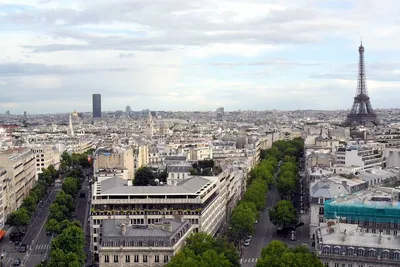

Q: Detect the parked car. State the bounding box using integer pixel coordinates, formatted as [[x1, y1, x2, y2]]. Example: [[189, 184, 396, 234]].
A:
[[13, 258, 21, 266], [19, 244, 27, 253], [244, 240, 251, 246]]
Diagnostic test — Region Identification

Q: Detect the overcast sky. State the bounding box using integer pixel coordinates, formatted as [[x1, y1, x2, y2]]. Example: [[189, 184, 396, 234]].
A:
[[1, 0, 400, 114]]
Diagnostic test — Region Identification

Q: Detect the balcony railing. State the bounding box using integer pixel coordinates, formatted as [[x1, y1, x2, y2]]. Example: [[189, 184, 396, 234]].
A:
[[92, 198, 203, 205], [91, 208, 203, 217]]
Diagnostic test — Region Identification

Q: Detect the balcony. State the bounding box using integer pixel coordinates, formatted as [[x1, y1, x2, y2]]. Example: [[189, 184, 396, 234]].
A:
[[91, 208, 203, 217], [92, 198, 203, 205]]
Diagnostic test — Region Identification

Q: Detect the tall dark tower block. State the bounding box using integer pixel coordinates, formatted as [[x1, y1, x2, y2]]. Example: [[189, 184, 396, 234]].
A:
[[92, 94, 102, 118], [345, 41, 378, 126]]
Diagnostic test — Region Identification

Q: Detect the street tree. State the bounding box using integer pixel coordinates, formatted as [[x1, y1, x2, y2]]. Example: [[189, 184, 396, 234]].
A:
[[21, 195, 37, 215], [7, 208, 30, 232], [269, 200, 299, 229], [256, 240, 323, 267], [47, 248, 81, 267], [230, 202, 257, 241], [49, 203, 69, 222], [62, 177, 79, 196], [133, 167, 156, 186], [51, 224, 86, 265], [54, 190, 75, 213]]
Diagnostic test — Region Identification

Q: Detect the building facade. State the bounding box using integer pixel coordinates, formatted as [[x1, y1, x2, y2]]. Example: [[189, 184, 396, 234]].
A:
[[99, 219, 193, 267], [316, 222, 400, 267], [93, 94, 102, 118], [0, 148, 36, 219], [31, 145, 60, 179], [89, 174, 228, 262]]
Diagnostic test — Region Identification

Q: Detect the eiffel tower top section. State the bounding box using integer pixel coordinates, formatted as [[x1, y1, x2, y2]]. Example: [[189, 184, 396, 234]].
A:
[[344, 40, 379, 126]]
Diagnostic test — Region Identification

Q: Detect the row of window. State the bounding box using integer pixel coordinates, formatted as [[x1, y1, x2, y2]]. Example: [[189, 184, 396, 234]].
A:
[[104, 254, 169, 263], [324, 263, 375, 267], [322, 246, 400, 259]]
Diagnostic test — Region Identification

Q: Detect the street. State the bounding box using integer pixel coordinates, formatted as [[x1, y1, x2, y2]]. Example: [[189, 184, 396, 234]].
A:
[[1, 182, 62, 267], [73, 169, 92, 266], [240, 160, 310, 266]]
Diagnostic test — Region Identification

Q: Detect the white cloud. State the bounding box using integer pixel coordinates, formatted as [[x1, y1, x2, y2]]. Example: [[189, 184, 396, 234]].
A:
[[0, 0, 400, 113]]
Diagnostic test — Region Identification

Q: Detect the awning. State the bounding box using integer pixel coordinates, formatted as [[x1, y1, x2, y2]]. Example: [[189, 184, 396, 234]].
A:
[[0, 229, 6, 239]]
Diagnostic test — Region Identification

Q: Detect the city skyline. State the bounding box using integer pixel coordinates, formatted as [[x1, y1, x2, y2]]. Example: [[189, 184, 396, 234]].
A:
[[1, 0, 400, 113]]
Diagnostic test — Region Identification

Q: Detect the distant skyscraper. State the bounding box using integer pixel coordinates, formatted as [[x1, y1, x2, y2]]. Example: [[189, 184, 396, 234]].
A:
[[125, 105, 132, 113], [5, 110, 10, 115], [23, 111, 27, 117], [217, 107, 224, 115], [92, 94, 102, 118]]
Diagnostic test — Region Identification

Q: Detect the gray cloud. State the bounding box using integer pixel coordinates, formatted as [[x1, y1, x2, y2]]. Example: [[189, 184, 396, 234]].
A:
[[0, 63, 128, 76]]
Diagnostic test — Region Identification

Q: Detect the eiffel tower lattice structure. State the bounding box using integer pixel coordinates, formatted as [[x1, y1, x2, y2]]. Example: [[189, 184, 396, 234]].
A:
[[344, 41, 379, 126]]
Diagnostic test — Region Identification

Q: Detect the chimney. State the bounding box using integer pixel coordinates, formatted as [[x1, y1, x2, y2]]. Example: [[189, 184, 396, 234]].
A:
[[342, 229, 347, 242], [162, 222, 172, 232], [378, 232, 382, 244], [121, 223, 126, 235]]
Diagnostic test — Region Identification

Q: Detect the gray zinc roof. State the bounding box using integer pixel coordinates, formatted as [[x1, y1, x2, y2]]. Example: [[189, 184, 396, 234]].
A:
[[311, 179, 349, 198], [100, 176, 214, 195]]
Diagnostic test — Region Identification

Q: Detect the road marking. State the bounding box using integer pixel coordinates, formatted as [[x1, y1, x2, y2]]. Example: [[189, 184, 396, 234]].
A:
[[241, 258, 258, 264]]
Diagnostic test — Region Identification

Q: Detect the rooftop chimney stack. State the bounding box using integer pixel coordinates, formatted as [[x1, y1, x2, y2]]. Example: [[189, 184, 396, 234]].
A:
[[163, 222, 172, 232], [121, 223, 126, 235]]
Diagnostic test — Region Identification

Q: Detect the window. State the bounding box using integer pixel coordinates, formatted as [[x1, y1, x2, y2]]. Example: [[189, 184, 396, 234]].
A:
[[324, 263, 329, 267], [347, 248, 354, 255], [386, 229, 390, 235], [113, 255, 118, 263], [368, 250, 374, 258], [155, 255, 160, 263], [164, 255, 169, 263], [334, 247, 340, 254], [358, 249, 364, 257], [143, 255, 148, 263], [394, 230, 398, 236], [134, 255, 139, 262], [125, 255, 130, 263], [334, 264, 339, 267], [323, 247, 330, 254], [319, 217, 325, 223], [319, 198, 324, 204], [394, 252, 400, 260], [104, 255, 109, 263], [348, 264, 353, 267], [382, 250, 389, 259], [319, 207, 324, 215]]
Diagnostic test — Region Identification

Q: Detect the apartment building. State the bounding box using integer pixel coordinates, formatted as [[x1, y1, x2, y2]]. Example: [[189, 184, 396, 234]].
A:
[[167, 163, 192, 185], [309, 176, 368, 238], [133, 144, 149, 174], [90, 174, 228, 262], [0, 169, 6, 228], [324, 190, 400, 236], [0, 148, 36, 218], [31, 145, 60, 179], [316, 222, 400, 267], [333, 146, 385, 173], [99, 219, 193, 267], [94, 147, 134, 180]]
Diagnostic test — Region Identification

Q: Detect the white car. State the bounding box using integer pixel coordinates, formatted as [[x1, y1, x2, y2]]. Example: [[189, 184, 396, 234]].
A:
[[244, 240, 250, 246]]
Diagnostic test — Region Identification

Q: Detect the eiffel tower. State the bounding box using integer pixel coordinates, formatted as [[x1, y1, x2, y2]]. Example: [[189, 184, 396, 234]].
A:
[[344, 41, 379, 126]]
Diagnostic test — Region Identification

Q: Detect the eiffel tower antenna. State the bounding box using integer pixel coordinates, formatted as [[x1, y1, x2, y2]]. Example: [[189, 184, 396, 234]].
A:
[[344, 41, 379, 126]]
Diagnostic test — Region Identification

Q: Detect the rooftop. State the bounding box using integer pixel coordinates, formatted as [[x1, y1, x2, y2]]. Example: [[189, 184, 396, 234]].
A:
[[318, 222, 400, 250], [102, 218, 184, 238], [98, 175, 217, 196]]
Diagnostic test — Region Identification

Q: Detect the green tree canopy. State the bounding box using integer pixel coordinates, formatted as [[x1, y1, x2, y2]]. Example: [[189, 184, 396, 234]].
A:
[[256, 240, 323, 267], [167, 232, 239, 267], [51, 224, 86, 265], [269, 200, 299, 229], [54, 190, 75, 213], [230, 202, 257, 241], [21, 195, 37, 215], [62, 177, 79, 196], [7, 208, 30, 231], [133, 166, 156, 186]]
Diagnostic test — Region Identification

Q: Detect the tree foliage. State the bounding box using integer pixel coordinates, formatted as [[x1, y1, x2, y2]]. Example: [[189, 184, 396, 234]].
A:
[[62, 177, 79, 196], [167, 232, 240, 267], [256, 240, 323, 267], [6, 208, 30, 231], [269, 200, 299, 229], [134, 166, 156, 186]]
